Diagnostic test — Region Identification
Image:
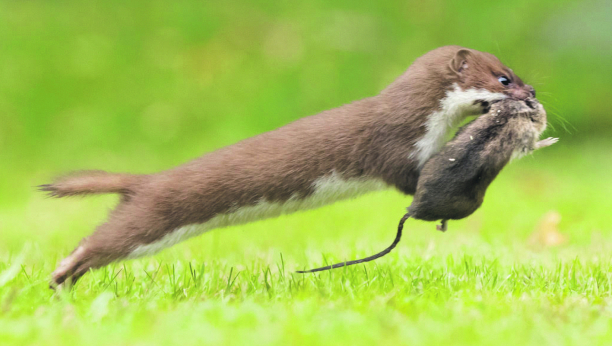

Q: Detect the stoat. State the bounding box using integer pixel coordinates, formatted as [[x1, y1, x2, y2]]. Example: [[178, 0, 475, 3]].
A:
[[41, 45, 538, 287]]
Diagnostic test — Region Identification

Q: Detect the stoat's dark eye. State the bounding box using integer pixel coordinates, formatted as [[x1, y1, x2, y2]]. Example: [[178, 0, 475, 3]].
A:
[[498, 76, 510, 86]]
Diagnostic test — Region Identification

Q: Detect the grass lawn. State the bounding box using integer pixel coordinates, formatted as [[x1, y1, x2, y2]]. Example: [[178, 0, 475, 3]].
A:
[[1, 138, 611, 345], [2, 1, 612, 344]]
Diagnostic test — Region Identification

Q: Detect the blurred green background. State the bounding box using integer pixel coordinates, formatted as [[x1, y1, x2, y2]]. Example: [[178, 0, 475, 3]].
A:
[[0, 0, 610, 245], [0, 1, 609, 250], [2, 0, 611, 181], [1, 1, 612, 345], [1, 0, 611, 251]]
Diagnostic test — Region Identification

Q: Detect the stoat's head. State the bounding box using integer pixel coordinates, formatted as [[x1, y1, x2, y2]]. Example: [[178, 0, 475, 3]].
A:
[[388, 46, 539, 167], [446, 47, 536, 112], [384, 46, 536, 116]]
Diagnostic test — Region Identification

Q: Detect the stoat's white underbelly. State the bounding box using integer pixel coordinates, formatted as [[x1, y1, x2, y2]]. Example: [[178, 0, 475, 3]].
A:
[[128, 172, 387, 258]]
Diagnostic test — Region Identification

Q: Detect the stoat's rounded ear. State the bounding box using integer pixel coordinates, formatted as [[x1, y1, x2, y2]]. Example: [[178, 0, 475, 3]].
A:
[[448, 49, 471, 75]]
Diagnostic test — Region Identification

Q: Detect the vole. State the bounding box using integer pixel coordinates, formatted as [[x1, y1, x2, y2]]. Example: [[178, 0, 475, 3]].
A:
[[41, 45, 539, 287], [298, 98, 557, 273]]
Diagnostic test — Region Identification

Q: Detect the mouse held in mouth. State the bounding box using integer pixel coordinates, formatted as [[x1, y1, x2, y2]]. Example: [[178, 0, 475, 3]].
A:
[[298, 98, 557, 273], [41, 46, 538, 288]]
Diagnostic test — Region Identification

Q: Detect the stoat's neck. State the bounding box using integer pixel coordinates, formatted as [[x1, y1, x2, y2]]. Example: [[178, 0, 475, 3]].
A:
[[410, 84, 506, 167]]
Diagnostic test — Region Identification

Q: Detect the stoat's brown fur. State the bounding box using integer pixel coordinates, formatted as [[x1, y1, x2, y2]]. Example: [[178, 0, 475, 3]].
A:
[[41, 46, 537, 287]]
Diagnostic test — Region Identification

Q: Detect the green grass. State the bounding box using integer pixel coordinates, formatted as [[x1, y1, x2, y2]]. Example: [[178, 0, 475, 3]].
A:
[[2, 0, 612, 344], [2, 139, 612, 345]]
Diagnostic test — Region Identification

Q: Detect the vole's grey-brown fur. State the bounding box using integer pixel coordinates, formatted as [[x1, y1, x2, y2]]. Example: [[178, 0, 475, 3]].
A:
[[409, 98, 555, 227], [299, 98, 557, 273]]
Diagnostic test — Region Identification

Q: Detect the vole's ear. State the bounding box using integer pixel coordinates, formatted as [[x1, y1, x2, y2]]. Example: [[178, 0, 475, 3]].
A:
[[448, 49, 470, 75]]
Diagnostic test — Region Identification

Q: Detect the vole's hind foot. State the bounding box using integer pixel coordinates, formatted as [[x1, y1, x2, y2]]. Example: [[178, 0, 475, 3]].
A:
[[535, 137, 558, 150], [436, 219, 448, 232]]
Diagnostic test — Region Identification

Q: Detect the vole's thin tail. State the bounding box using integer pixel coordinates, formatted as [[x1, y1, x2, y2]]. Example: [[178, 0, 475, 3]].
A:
[[38, 170, 142, 198], [296, 212, 411, 273]]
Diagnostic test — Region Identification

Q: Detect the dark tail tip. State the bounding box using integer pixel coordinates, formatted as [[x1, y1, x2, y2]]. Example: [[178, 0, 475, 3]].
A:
[[37, 184, 60, 197]]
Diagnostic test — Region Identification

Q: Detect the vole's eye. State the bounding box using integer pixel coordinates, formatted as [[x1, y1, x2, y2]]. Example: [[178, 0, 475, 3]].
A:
[[498, 76, 510, 86]]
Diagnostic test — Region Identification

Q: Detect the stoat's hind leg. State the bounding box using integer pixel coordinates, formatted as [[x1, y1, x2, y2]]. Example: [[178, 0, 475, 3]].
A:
[[50, 201, 174, 289], [50, 221, 134, 289], [51, 244, 88, 289]]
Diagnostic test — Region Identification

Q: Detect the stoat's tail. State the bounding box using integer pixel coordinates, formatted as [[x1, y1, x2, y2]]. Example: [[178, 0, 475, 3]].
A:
[[296, 212, 411, 273], [39, 170, 142, 198]]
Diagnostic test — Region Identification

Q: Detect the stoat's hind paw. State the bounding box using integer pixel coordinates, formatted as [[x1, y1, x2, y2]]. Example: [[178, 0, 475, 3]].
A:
[[50, 246, 89, 290]]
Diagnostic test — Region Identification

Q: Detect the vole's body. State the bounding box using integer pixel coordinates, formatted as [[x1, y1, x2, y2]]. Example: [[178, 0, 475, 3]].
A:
[[301, 98, 556, 273], [409, 99, 553, 224], [42, 46, 539, 287]]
